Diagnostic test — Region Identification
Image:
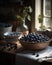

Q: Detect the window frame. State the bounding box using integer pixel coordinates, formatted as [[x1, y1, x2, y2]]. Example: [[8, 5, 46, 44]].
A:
[[42, 0, 52, 28]]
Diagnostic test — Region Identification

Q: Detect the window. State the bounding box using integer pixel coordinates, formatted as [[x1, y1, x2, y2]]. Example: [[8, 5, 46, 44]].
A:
[[43, 0, 52, 28]]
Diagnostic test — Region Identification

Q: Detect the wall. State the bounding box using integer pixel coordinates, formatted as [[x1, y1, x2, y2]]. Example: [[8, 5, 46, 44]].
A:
[[35, 0, 41, 30], [0, 4, 19, 23], [0, 0, 33, 32]]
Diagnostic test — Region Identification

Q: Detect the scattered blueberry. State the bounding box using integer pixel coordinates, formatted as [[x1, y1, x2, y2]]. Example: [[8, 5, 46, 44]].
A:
[[36, 54, 39, 57], [32, 53, 35, 55]]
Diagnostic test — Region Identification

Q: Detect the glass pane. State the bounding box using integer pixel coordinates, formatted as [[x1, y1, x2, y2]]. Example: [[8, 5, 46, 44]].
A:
[[43, 17, 51, 27], [43, 0, 51, 16]]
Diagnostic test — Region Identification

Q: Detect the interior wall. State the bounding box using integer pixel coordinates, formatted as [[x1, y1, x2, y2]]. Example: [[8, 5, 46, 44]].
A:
[[0, 4, 19, 23], [35, 0, 41, 30], [0, 1, 33, 32], [31, 0, 35, 32]]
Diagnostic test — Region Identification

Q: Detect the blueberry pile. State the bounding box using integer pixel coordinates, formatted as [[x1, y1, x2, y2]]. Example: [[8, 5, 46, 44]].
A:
[[20, 33, 49, 43], [4, 32, 21, 37]]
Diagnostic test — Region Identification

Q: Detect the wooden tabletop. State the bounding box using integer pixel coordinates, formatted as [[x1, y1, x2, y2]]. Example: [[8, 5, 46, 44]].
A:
[[0, 40, 52, 63]]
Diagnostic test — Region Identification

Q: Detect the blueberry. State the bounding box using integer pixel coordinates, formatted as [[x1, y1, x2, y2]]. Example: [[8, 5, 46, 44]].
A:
[[36, 54, 39, 57], [32, 53, 35, 55], [37, 40, 41, 42]]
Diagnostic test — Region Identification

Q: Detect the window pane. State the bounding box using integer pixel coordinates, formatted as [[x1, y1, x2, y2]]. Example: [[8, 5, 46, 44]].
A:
[[43, 0, 51, 16], [43, 0, 52, 29], [43, 17, 51, 27]]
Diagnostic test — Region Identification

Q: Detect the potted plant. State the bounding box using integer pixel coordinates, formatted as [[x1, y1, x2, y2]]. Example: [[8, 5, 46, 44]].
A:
[[16, 6, 33, 35], [38, 14, 46, 31]]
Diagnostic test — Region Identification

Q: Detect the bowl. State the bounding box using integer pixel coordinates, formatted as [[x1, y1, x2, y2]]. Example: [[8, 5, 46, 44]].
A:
[[20, 41, 49, 50], [0, 23, 12, 35], [4, 32, 22, 43]]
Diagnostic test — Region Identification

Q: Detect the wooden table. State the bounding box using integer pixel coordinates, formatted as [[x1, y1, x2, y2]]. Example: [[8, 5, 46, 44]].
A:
[[0, 40, 52, 65], [15, 46, 52, 65]]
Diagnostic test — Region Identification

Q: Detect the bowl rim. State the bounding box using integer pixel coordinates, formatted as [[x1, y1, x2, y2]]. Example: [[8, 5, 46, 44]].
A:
[[20, 40, 49, 44]]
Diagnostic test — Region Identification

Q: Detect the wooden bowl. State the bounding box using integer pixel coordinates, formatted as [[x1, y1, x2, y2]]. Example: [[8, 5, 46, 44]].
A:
[[20, 41, 49, 51]]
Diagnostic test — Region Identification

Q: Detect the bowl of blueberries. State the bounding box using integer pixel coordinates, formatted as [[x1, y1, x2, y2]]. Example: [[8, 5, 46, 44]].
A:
[[4, 32, 22, 43], [20, 33, 50, 50]]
